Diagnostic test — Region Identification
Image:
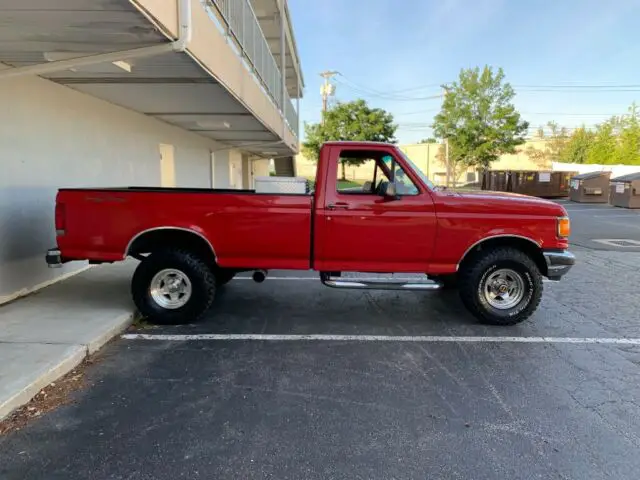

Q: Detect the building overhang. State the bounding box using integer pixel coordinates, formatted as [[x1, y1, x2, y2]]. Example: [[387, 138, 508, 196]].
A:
[[0, 0, 300, 158]]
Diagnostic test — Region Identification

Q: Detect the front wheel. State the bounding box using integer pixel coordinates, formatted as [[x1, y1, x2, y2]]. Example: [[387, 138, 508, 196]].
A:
[[458, 247, 543, 326], [131, 249, 216, 325]]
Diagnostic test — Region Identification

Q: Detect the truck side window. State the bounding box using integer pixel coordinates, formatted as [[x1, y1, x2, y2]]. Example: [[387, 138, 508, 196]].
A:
[[381, 155, 419, 196], [335, 150, 419, 196], [336, 154, 389, 194]]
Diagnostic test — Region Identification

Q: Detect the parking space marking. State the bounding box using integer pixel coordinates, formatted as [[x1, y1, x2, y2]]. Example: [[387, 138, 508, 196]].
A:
[[574, 214, 640, 218], [592, 239, 640, 247], [121, 333, 640, 345]]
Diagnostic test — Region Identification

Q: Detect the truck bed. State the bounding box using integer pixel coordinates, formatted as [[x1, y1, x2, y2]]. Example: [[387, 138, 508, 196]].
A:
[[56, 187, 313, 270]]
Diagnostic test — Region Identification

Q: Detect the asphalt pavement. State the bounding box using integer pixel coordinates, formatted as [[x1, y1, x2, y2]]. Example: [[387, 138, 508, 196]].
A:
[[558, 199, 640, 251], [1, 205, 640, 479]]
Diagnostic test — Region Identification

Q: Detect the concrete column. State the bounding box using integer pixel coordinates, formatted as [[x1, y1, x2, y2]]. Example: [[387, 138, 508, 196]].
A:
[[211, 149, 231, 188], [228, 149, 243, 189], [241, 153, 251, 189]]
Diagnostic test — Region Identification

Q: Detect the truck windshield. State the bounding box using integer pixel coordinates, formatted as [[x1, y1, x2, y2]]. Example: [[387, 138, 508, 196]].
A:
[[396, 150, 436, 190]]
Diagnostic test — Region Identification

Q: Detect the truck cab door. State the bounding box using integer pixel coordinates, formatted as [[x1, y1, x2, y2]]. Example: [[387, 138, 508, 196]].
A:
[[314, 146, 437, 273]]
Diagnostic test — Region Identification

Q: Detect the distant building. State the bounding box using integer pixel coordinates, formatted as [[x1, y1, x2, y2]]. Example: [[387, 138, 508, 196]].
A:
[[295, 139, 551, 186]]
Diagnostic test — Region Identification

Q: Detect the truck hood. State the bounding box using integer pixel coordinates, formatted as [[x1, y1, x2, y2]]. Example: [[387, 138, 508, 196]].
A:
[[439, 189, 567, 216]]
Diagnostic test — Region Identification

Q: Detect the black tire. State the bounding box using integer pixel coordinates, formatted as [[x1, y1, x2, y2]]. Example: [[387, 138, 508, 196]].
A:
[[215, 269, 236, 287], [458, 247, 542, 326], [429, 274, 458, 290], [131, 249, 216, 325]]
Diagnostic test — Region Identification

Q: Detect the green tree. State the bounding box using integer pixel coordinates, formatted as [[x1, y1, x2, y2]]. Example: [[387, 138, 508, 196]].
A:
[[419, 137, 437, 144], [525, 121, 569, 167], [433, 65, 529, 177], [613, 103, 640, 165], [302, 99, 397, 179], [560, 126, 595, 164], [587, 118, 619, 164]]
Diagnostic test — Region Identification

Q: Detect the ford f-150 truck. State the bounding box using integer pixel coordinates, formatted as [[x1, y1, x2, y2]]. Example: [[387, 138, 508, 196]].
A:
[[46, 141, 575, 326]]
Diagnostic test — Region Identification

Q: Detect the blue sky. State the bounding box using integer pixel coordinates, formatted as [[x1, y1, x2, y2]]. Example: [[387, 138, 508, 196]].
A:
[[288, 0, 640, 143]]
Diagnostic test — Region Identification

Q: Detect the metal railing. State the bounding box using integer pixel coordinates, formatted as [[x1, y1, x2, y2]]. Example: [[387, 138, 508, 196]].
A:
[[284, 89, 298, 135], [208, 0, 298, 137]]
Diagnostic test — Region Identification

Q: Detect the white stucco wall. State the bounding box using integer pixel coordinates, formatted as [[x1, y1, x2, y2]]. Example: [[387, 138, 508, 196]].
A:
[[252, 159, 271, 179], [0, 74, 239, 303]]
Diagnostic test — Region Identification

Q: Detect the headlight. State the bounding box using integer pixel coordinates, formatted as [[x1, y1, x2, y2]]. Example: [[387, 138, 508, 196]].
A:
[[557, 216, 571, 238]]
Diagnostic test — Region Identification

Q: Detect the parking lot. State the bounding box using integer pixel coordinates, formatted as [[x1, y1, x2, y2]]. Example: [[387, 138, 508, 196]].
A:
[[2, 200, 640, 479], [558, 198, 640, 251]]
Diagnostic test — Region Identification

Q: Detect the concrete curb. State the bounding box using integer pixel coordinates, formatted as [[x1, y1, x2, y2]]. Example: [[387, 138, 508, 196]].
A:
[[87, 312, 137, 355], [0, 311, 136, 421], [0, 345, 85, 420]]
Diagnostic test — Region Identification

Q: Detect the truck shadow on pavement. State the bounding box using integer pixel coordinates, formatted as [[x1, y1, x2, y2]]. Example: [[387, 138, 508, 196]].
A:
[[152, 280, 494, 337]]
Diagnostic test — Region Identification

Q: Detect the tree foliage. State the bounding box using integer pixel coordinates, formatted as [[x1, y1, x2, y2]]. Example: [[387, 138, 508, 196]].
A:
[[524, 121, 569, 168], [560, 127, 596, 164], [419, 137, 437, 144], [613, 104, 640, 164], [587, 120, 618, 165], [543, 104, 640, 165], [302, 99, 397, 178], [432, 65, 529, 174]]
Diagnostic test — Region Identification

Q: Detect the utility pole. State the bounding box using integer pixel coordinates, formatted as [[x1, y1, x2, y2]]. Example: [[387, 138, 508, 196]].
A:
[[319, 70, 338, 124]]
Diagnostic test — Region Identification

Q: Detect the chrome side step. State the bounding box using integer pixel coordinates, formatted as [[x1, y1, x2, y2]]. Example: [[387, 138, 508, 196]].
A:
[[321, 274, 443, 291]]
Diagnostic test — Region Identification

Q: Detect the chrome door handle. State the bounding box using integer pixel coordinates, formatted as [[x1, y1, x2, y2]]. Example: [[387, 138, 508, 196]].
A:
[[327, 203, 349, 210]]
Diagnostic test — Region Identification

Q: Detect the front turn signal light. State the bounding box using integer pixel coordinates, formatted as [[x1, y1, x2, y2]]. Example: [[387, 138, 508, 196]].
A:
[[557, 216, 571, 238]]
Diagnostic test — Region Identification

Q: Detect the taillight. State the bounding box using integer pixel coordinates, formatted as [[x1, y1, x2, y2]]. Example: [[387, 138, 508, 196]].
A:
[[557, 216, 570, 238], [55, 203, 66, 236]]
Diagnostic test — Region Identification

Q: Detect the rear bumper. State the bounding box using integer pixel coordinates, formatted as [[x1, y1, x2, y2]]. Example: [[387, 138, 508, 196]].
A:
[[46, 248, 64, 268], [543, 249, 575, 280]]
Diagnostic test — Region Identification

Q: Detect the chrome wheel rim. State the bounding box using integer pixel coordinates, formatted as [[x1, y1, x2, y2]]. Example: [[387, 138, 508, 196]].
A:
[[150, 268, 192, 309], [483, 268, 525, 310]]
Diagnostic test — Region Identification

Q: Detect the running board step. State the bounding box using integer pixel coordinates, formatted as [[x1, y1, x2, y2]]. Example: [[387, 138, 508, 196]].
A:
[[321, 276, 443, 291]]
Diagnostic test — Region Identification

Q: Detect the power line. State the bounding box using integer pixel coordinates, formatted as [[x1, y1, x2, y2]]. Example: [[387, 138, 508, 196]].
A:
[[338, 74, 640, 95], [515, 84, 640, 89], [334, 77, 443, 101], [336, 74, 442, 97]]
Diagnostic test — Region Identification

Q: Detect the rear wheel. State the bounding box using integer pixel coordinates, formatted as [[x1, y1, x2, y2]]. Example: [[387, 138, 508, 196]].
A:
[[458, 247, 542, 326], [131, 249, 216, 325]]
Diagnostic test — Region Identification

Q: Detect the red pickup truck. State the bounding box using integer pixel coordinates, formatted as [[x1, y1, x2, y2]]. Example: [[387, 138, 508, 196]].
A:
[[46, 141, 574, 326]]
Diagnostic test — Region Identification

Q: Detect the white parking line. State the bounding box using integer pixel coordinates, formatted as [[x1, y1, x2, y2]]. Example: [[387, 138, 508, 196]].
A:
[[121, 333, 640, 345]]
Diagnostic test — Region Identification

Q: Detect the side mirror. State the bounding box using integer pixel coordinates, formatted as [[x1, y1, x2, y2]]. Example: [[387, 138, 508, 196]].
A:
[[382, 182, 397, 198]]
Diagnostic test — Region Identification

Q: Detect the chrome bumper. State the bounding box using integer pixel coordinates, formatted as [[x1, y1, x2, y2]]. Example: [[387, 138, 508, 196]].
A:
[[543, 250, 575, 280]]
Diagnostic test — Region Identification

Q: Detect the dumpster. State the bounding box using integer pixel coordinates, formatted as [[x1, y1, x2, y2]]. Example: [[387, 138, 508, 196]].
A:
[[609, 172, 640, 209], [481, 171, 511, 192], [482, 170, 576, 197], [511, 171, 576, 198], [569, 171, 611, 203]]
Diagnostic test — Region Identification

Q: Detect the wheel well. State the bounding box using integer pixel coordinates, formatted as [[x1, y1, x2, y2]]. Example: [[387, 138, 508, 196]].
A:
[[127, 229, 216, 264], [458, 236, 547, 276]]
